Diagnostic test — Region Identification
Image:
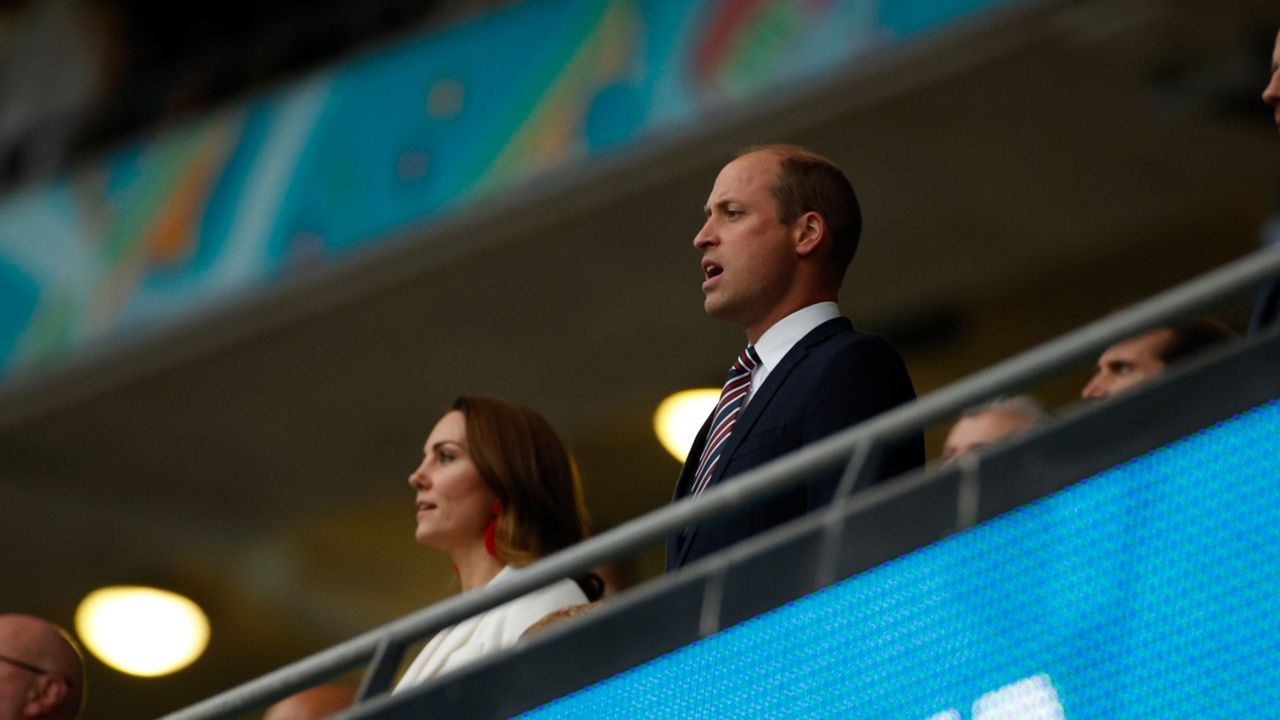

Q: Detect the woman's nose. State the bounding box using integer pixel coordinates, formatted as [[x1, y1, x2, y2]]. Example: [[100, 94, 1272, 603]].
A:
[[408, 462, 430, 488]]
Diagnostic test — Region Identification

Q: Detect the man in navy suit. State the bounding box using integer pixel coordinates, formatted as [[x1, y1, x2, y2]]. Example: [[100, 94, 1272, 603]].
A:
[[667, 145, 924, 571]]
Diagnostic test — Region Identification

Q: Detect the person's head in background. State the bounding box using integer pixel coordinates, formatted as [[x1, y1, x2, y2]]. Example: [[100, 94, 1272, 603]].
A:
[[943, 395, 1050, 465], [262, 684, 354, 720], [1081, 319, 1236, 401], [1263, 26, 1280, 132], [0, 614, 84, 720], [407, 395, 600, 598]]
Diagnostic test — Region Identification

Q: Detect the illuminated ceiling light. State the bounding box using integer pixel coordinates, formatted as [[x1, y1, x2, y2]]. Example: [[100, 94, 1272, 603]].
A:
[[654, 388, 721, 463], [75, 586, 210, 677]]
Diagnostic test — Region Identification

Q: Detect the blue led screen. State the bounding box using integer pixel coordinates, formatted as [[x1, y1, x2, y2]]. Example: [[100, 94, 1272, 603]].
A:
[[525, 399, 1280, 719]]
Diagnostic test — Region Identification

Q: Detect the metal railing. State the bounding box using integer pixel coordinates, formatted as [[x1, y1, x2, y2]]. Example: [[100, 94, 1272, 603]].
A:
[[165, 244, 1280, 719]]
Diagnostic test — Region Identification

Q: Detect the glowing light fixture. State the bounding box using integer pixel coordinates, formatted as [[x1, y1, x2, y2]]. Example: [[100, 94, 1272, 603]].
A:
[[654, 388, 721, 462], [75, 586, 210, 677]]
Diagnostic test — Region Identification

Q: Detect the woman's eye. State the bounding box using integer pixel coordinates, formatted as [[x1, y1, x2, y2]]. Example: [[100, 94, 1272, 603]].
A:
[[439, 452, 455, 463]]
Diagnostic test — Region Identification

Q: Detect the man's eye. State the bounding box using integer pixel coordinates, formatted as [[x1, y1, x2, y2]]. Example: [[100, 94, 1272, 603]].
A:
[[1114, 363, 1133, 375]]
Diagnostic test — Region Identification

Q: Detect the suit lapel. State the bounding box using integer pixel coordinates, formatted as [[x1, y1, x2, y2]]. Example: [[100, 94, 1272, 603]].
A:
[[673, 412, 714, 503], [669, 410, 712, 565], [705, 317, 849, 491], [675, 317, 852, 566]]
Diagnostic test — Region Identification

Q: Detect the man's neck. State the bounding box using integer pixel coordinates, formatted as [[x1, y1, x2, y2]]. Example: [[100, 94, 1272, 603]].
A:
[[745, 294, 838, 344]]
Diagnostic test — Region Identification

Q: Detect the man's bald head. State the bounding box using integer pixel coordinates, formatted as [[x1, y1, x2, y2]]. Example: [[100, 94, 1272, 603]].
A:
[[262, 685, 355, 720], [0, 614, 84, 720]]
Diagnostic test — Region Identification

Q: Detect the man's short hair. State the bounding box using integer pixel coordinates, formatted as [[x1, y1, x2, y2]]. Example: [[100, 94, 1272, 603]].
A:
[[959, 394, 1051, 424], [739, 144, 862, 276], [1155, 318, 1237, 365]]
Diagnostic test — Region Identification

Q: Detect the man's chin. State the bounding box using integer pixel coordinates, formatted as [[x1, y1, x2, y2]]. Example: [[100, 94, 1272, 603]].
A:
[[703, 300, 751, 332], [703, 296, 732, 321]]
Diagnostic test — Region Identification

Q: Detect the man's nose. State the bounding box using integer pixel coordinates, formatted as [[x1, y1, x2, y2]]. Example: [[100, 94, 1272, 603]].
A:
[[1081, 374, 1107, 400], [693, 219, 714, 249]]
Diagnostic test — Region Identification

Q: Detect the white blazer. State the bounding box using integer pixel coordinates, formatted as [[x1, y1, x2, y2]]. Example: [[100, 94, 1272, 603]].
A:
[[393, 565, 588, 691]]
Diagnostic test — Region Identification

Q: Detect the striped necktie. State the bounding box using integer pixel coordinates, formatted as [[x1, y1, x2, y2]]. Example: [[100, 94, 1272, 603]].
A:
[[690, 346, 761, 497]]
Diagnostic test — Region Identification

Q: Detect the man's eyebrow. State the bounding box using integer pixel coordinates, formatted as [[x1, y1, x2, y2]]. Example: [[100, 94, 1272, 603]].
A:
[[704, 198, 736, 216]]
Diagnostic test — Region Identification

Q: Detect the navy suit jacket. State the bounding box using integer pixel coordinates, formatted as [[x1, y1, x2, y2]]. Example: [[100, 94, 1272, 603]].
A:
[[667, 317, 924, 570]]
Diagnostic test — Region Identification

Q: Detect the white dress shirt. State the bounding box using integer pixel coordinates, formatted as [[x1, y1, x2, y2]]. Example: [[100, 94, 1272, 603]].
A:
[[746, 302, 842, 405]]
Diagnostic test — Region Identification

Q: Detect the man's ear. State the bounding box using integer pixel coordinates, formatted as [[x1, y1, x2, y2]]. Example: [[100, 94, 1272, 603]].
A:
[[23, 674, 68, 716], [792, 211, 826, 257]]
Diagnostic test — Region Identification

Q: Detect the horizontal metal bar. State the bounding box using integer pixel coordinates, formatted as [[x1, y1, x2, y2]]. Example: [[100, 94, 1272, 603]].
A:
[[168, 243, 1280, 720]]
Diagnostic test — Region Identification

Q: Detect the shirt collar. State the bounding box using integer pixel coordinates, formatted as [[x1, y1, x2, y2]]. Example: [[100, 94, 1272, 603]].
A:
[[752, 302, 841, 372], [483, 564, 515, 587]]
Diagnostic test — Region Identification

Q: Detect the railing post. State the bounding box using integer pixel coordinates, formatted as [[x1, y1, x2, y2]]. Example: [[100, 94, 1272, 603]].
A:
[[832, 439, 881, 503], [698, 562, 729, 638], [355, 637, 409, 703], [814, 441, 878, 588], [956, 452, 981, 531]]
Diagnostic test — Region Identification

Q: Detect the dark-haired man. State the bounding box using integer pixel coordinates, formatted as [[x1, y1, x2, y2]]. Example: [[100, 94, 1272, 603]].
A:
[[1081, 319, 1236, 401], [668, 145, 923, 571]]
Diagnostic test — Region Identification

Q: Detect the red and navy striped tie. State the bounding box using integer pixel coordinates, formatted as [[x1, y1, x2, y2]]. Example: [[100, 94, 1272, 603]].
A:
[[690, 346, 761, 497]]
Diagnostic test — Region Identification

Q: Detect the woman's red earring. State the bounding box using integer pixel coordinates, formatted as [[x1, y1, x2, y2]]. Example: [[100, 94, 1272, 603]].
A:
[[483, 501, 502, 557]]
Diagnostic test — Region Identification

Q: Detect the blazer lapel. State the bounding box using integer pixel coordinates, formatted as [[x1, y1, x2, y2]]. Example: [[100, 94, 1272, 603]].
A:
[[399, 612, 484, 684], [673, 412, 714, 503], [670, 411, 712, 566], [675, 317, 851, 566], [704, 317, 849, 491]]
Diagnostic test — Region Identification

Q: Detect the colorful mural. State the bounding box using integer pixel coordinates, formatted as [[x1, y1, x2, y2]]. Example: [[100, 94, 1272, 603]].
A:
[[0, 0, 1017, 379]]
